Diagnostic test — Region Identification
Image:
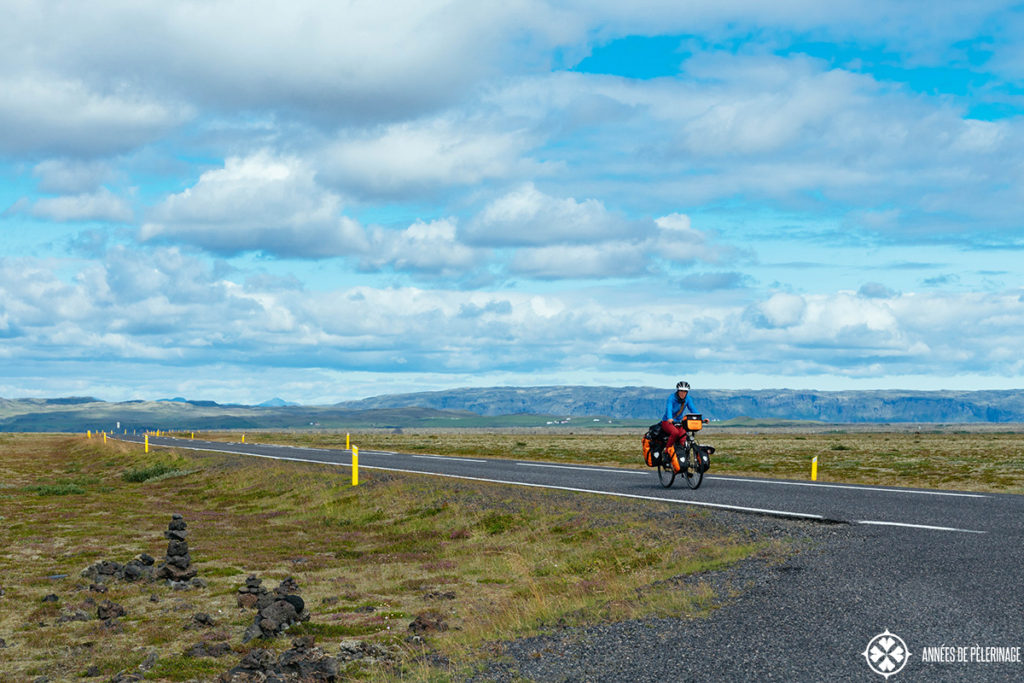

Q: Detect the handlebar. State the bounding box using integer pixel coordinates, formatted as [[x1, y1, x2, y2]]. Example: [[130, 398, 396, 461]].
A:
[[672, 413, 709, 427]]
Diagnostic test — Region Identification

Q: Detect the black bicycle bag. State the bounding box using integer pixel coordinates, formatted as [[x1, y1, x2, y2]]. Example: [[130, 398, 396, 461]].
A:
[[641, 423, 666, 467]]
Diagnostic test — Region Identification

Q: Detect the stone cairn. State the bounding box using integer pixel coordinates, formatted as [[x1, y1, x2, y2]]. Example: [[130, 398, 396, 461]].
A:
[[239, 575, 310, 642], [220, 636, 339, 682], [81, 554, 155, 586], [155, 514, 201, 588]]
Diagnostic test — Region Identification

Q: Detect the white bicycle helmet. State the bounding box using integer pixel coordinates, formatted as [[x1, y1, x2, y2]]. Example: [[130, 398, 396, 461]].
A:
[[676, 381, 690, 391]]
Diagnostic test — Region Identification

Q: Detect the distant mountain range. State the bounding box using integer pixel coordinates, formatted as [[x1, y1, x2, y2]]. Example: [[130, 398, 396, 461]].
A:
[[334, 386, 1024, 423], [1, 386, 1022, 432], [0, 397, 484, 432]]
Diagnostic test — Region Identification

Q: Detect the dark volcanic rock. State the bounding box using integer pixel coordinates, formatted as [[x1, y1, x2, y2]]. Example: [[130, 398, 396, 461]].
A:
[[236, 575, 268, 609], [237, 592, 259, 609], [408, 612, 449, 634], [166, 539, 189, 556], [108, 672, 142, 682], [98, 561, 121, 576], [240, 577, 310, 642], [220, 637, 339, 682], [82, 557, 154, 585], [122, 562, 144, 582], [424, 590, 456, 600], [56, 608, 90, 623], [188, 612, 217, 629], [184, 641, 232, 658], [97, 599, 125, 620], [156, 515, 197, 583], [277, 576, 300, 594], [336, 639, 395, 664]]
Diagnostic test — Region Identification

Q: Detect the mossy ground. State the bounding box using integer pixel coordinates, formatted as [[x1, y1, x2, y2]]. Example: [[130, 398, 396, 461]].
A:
[[0, 434, 776, 681]]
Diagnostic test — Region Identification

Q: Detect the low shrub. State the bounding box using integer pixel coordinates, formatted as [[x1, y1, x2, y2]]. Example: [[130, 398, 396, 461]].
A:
[[122, 463, 180, 482]]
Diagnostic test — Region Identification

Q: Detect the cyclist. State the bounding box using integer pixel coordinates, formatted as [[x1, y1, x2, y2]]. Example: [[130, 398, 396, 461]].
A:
[[661, 381, 697, 456]]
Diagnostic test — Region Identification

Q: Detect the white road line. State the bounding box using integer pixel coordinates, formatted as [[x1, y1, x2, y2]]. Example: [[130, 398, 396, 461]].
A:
[[712, 476, 988, 498], [364, 465, 833, 522], [517, 462, 648, 475], [857, 520, 986, 534], [145, 439, 986, 499], [413, 454, 486, 463]]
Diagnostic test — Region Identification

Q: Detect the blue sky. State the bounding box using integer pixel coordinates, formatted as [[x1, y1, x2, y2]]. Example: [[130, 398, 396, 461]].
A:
[[2, 1, 1023, 404]]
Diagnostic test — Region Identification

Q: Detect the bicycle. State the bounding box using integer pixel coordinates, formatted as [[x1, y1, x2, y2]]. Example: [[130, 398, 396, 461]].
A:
[[644, 414, 712, 490]]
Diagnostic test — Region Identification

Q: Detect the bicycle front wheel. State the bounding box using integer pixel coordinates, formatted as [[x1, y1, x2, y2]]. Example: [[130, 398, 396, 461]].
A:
[[682, 442, 703, 489]]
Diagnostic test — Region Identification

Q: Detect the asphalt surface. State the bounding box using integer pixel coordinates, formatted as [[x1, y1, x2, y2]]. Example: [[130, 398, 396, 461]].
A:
[[121, 434, 1024, 681]]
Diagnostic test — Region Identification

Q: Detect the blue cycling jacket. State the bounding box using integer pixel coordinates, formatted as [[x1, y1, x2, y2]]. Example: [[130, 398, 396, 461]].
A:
[[662, 392, 697, 422]]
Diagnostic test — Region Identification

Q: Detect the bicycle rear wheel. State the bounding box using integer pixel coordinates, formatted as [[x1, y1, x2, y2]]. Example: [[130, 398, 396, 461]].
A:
[[682, 441, 703, 489], [657, 454, 676, 487]]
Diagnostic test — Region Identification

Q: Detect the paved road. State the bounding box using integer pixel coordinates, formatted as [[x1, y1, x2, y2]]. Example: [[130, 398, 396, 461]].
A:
[[121, 435, 1024, 681]]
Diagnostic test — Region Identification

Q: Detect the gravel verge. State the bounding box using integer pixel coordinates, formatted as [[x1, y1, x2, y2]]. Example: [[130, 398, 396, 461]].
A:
[[467, 512, 837, 682], [467, 500, 1022, 682]]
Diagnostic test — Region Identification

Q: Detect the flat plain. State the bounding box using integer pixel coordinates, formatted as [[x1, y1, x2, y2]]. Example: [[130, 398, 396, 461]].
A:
[[1, 428, 1021, 680], [204, 427, 1024, 493]]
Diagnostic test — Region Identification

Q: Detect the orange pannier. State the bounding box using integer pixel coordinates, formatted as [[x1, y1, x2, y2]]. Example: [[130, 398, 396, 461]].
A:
[[668, 444, 682, 473], [684, 413, 703, 432], [641, 435, 655, 467]]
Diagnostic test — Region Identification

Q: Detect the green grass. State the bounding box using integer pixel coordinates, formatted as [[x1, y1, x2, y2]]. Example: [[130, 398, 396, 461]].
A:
[[0, 434, 777, 682], [144, 655, 228, 681], [287, 622, 383, 638], [24, 482, 85, 496], [122, 461, 189, 482], [202, 566, 247, 578]]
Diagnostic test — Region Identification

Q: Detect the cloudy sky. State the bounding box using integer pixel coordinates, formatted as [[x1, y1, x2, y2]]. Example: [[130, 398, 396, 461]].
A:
[[2, 1, 1023, 404]]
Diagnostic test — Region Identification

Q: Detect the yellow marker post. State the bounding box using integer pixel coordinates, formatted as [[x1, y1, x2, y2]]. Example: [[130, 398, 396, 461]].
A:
[[811, 455, 818, 481], [87, 430, 92, 439], [346, 433, 350, 450], [191, 432, 194, 440], [103, 432, 107, 444], [145, 434, 149, 453], [241, 434, 245, 443], [352, 445, 359, 486]]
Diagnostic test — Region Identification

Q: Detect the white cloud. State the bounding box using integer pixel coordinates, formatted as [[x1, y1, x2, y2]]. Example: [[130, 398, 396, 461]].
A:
[[2, 246, 1023, 394], [141, 152, 369, 258], [482, 53, 1024, 242], [319, 116, 538, 197], [33, 159, 115, 194], [653, 213, 741, 264], [3, 1, 1024, 399], [859, 282, 898, 299], [15, 188, 134, 224], [745, 292, 808, 329], [509, 242, 650, 279], [465, 183, 648, 247], [362, 219, 484, 276], [1, 0, 577, 125], [0, 74, 188, 157]]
